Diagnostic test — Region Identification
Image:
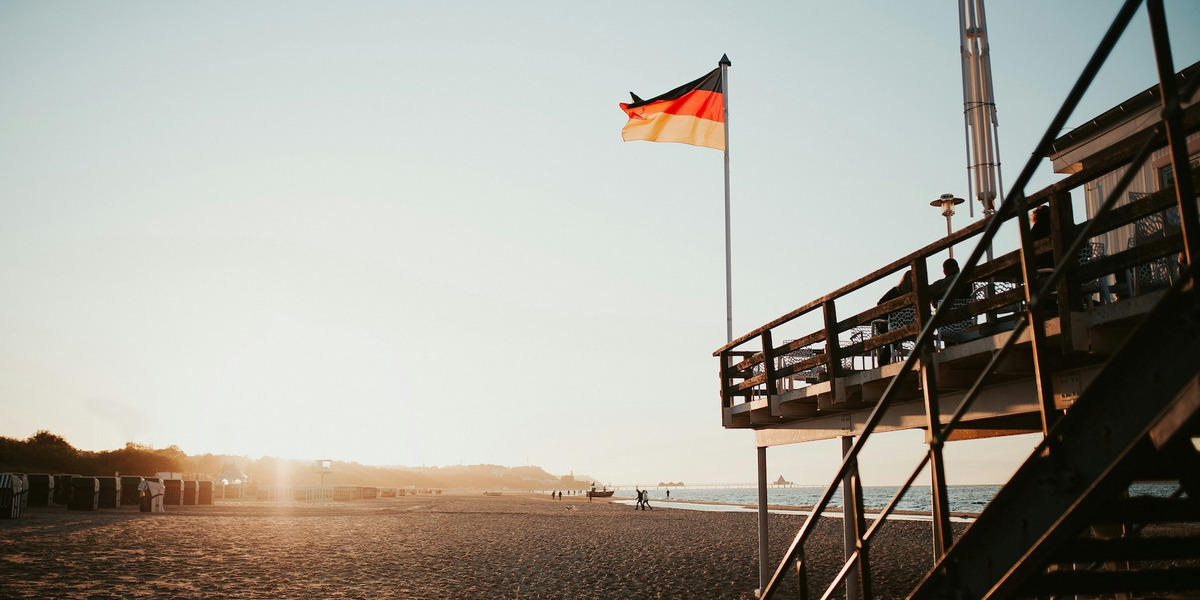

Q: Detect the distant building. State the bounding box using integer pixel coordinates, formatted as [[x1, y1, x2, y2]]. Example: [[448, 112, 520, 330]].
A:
[[217, 465, 250, 485]]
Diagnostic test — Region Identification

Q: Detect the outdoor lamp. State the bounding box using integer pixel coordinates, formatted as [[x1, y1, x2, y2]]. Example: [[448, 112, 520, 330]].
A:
[[931, 193, 965, 258]]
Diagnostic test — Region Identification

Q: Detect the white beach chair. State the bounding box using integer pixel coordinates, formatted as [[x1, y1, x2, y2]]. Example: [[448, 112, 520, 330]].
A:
[[138, 480, 166, 513]]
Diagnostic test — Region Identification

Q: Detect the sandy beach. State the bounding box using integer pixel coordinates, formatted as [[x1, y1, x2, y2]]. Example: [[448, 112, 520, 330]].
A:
[[0, 493, 953, 599]]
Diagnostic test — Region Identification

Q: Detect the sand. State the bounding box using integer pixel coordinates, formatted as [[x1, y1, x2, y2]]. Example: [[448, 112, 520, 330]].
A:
[[0, 493, 952, 599]]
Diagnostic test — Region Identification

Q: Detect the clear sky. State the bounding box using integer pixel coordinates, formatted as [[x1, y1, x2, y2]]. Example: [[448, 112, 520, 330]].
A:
[[2, 1, 1198, 487]]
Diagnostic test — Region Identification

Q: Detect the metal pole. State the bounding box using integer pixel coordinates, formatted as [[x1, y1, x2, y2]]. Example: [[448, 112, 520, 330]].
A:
[[721, 53, 765, 597], [721, 54, 733, 343], [945, 215, 954, 260], [757, 445, 769, 596]]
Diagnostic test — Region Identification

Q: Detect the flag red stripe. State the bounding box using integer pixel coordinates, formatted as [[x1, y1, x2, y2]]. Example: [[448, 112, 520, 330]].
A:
[[621, 89, 723, 124]]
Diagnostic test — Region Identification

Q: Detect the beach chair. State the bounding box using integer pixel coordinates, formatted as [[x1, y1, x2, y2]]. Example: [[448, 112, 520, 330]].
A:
[[1077, 241, 1111, 306], [935, 299, 975, 346], [886, 305, 917, 363], [138, 480, 166, 513], [0, 474, 21, 519]]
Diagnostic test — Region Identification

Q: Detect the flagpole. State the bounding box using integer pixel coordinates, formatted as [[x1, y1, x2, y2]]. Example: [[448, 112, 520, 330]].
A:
[[720, 54, 733, 343], [718, 52, 765, 596]]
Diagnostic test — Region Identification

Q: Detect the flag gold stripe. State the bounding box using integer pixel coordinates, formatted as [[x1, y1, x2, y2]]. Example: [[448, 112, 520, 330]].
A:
[[621, 111, 725, 150]]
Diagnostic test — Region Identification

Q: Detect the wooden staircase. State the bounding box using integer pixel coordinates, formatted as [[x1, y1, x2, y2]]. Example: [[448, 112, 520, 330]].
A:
[[909, 270, 1200, 599]]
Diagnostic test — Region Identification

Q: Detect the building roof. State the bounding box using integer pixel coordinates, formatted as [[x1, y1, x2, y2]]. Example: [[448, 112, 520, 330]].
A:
[[1046, 60, 1199, 158]]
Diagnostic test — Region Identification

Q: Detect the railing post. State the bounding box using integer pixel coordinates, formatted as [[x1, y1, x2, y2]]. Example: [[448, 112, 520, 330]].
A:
[[912, 259, 932, 345], [822, 301, 842, 396], [719, 351, 732, 421], [762, 330, 778, 400], [1049, 191, 1078, 348], [796, 547, 809, 600]]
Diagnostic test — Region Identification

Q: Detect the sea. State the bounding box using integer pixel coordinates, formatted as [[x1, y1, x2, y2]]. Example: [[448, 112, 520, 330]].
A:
[[606, 483, 1181, 516]]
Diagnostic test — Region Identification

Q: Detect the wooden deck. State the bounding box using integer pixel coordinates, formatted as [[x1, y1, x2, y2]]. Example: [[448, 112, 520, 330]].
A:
[[715, 167, 1193, 447], [727, 290, 1166, 446]]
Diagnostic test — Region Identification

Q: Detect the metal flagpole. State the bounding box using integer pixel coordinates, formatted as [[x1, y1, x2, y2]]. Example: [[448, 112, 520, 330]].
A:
[[719, 52, 767, 596], [721, 54, 733, 343]]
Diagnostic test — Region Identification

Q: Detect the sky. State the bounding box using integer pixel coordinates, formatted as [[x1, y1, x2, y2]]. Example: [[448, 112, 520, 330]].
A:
[[2, 1, 1198, 487]]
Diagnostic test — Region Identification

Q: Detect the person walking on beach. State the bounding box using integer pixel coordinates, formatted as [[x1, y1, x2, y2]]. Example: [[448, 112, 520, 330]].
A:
[[634, 487, 643, 509], [642, 490, 652, 510]]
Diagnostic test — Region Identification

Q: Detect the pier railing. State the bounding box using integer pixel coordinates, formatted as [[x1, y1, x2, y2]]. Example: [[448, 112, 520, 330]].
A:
[[718, 1, 1199, 597]]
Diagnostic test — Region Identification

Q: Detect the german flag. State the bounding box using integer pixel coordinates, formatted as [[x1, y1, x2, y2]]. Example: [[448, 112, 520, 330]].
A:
[[620, 67, 724, 151]]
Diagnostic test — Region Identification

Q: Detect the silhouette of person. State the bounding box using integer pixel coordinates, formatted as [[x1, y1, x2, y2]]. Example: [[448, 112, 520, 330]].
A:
[[878, 269, 913, 305], [929, 258, 971, 309]]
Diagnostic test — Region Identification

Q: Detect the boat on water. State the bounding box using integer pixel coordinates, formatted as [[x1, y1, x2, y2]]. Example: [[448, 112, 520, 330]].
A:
[[586, 488, 614, 498]]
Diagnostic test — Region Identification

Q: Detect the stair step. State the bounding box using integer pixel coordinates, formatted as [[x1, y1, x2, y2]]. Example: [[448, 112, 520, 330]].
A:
[[1054, 535, 1200, 562], [1026, 566, 1200, 596], [1094, 496, 1200, 524]]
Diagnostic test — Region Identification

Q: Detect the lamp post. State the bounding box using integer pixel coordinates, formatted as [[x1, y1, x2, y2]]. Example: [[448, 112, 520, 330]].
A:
[[931, 193, 965, 259]]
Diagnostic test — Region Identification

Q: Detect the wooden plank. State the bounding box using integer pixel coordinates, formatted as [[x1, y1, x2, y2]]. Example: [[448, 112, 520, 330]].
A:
[[773, 332, 826, 355], [733, 373, 768, 392], [762, 330, 778, 397], [774, 355, 827, 379]]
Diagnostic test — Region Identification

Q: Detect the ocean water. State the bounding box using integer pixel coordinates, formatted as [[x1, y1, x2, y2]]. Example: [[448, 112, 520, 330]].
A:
[[612, 482, 1182, 515]]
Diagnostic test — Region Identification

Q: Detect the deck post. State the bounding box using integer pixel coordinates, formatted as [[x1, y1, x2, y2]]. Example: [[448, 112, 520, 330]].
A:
[[1049, 191, 1077, 349], [762, 330, 778, 399], [822, 301, 842, 389], [841, 435, 865, 600], [756, 445, 769, 596]]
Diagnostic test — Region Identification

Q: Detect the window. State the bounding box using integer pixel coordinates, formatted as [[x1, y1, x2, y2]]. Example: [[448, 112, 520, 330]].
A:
[[1156, 156, 1200, 191]]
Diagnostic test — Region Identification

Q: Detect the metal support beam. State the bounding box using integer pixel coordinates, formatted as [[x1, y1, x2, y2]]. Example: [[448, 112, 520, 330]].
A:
[[757, 445, 769, 597]]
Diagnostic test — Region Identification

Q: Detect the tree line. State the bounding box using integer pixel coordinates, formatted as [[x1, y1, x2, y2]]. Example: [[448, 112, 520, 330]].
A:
[[0, 430, 185, 476]]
